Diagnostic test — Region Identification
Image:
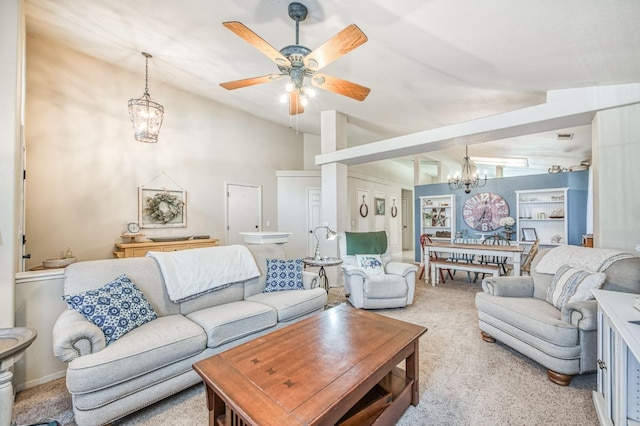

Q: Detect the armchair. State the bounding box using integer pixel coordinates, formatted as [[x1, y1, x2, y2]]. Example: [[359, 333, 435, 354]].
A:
[[476, 246, 640, 385], [338, 231, 417, 309]]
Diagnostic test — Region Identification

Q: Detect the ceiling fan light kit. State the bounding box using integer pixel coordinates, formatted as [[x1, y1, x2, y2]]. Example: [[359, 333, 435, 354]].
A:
[[221, 2, 370, 116]]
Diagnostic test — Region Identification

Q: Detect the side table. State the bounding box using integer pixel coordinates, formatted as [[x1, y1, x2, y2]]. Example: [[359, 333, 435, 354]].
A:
[[302, 257, 343, 291]]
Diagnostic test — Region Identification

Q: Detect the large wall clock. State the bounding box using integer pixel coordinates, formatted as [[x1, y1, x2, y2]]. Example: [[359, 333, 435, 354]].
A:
[[462, 192, 509, 231]]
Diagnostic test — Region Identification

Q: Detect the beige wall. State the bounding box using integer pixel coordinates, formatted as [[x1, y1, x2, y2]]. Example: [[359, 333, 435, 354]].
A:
[[24, 36, 304, 268]]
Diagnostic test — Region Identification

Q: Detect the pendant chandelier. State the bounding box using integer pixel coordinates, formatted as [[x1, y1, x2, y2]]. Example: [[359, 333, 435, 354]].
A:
[[448, 146, 487, 194], [128, 52, 164, 143]]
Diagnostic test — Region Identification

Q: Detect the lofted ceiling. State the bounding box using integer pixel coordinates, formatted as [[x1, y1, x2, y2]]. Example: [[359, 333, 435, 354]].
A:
[[24, 0, 640, 178]]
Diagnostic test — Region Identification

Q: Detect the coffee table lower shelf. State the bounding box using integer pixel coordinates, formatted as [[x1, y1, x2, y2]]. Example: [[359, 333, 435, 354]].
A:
[[214, 367, 412, 426]]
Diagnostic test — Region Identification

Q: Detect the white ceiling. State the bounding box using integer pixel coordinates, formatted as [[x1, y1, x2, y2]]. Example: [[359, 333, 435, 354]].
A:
[[24, 0, 640, 177]]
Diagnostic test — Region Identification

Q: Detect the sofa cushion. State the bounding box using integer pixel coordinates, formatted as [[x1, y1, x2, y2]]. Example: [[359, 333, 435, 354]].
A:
[[66, 314, 206, 394], [364, 274, 408, 299], [355, 254, 385, 277], [246, 287, 327, 322], [186, 301, 277, 347], [475, 293, 579, 346], [62, 274, 157, 345], [546, 265, 606, 309], [263, 258, 304, 292]]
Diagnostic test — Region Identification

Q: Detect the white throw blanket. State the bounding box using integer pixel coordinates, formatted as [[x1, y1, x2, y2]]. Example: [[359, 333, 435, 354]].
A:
[[147, 245, 261, 302], [535, 245, 633, 274]]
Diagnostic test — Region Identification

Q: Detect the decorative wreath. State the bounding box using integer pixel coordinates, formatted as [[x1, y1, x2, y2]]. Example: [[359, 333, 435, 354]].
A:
[[359, 195, 369, 217], [145, 192, 184, 224]]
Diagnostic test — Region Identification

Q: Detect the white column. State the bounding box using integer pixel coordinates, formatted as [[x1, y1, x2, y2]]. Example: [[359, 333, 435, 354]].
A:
[[0, 0, 23, 328], [592, 104, 640, 252]]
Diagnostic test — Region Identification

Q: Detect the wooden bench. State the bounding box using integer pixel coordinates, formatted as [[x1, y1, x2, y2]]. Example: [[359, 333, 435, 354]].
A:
[[430, 260, 501, 286]]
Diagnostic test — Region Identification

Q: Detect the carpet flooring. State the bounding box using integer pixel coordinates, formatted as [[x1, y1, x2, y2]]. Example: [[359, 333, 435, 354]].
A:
[[13, 276, 598, 426]]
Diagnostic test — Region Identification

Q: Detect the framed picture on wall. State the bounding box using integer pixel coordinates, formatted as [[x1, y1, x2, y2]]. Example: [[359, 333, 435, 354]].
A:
[[374, 197, 385, 215], [521, 227, 537, 242], [138, 188, 187, 228]]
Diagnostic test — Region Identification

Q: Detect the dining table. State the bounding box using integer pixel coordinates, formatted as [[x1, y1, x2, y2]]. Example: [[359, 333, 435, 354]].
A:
[[423, 240, 525, 285]]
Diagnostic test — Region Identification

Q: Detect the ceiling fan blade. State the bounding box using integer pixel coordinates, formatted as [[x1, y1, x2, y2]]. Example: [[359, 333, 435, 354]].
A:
[[220, 74, 282, 90], [311, 73, 370, 101], [289, 91, 304, 115], [303, 24, 368, 71], [223, 21, 291, 67]]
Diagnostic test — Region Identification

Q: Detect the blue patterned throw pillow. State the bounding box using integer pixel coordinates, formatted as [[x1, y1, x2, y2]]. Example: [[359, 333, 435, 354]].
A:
[[263, 258, 304, 292], [62, 274, 158, 345]]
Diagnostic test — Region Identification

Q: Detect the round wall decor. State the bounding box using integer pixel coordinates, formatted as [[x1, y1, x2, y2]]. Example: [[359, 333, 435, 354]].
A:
[[462, 192, 509, 231]]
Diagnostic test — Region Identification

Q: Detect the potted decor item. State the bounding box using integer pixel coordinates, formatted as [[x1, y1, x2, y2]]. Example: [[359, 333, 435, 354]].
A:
[[499, 216, 516, 231]]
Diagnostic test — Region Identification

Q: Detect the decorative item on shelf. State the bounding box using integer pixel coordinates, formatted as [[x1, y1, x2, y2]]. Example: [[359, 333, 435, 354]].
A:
[[434, 208, 447, 226], [423, 211, 433, 226], [424, 199, 433, 207], [128, 52, 164, 143], [312, 226, 337, 260], [547, 165, 565, 173], [550, 208, 564, 219], [448, 146, 487, 194], [521, 227, 538, 242], [498, 216, 515, 231], [435, 231, 451, 238], [359, 195, 368, 217], [550, 234, 562, 243]]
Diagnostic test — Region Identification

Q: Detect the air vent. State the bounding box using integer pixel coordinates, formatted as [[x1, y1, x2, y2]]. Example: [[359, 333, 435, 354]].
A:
[[557, 133, 574, 140]]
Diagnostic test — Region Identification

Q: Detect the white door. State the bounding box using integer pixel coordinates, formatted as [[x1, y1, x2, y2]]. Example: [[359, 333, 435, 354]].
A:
[[226, 183, 261, 245], [307, 188, 322, 257]]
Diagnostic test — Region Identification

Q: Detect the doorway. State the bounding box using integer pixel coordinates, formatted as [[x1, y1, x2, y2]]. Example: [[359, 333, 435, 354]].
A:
[[226, 182, 261, 245]]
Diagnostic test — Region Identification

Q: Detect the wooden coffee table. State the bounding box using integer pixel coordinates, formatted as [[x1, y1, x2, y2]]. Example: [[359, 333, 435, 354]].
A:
[[193, 304, 427, 426]]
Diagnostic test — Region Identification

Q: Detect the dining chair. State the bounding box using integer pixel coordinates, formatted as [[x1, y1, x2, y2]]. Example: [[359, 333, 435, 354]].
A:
[[449, 236, 478, 282], [505, 239, 540, 276], [476, 234, 511, 281], [418, 234, 453, 283]]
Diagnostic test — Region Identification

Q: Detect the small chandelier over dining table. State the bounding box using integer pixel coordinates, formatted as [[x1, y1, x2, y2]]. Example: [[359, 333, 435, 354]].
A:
[[448, 146, 487, 194], [128, 52, 164, 143]]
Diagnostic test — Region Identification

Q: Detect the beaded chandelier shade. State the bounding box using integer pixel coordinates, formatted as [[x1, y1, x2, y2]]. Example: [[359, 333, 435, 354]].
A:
[[128, 52, 164, 143]]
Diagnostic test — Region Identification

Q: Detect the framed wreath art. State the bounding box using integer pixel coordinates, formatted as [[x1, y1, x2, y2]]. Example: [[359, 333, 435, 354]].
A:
[[138, 188, 187, 228]]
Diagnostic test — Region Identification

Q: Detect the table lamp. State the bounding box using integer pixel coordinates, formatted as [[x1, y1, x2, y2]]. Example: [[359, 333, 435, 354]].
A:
[[313, 226, 337, 260]]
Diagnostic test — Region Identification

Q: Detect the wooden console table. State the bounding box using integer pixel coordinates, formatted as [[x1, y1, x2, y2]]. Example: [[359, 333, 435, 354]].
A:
[[113, 238, 219, 258], [193, 304, 426, 425]]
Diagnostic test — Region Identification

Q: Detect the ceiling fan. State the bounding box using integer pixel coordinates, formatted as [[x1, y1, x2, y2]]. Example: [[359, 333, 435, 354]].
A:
[[220, 2, 370, 115]]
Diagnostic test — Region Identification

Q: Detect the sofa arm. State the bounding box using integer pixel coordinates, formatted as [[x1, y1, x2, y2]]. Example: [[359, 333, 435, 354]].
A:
[[52, 309, 106, 362], [561, 300, 598, 331], [341, 264, 368, 278], [385, 261, 418, 277], [482, 276, 535, 297], [302, 271, 320, 289]]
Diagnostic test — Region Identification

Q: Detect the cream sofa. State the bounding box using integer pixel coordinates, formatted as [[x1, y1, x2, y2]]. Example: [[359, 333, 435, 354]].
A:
[[52, 244, 326, 426]]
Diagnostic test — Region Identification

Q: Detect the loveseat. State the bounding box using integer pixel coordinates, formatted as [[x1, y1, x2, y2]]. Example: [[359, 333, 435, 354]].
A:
[[476, 245, 640, 385], [52, 243, 326, 426]]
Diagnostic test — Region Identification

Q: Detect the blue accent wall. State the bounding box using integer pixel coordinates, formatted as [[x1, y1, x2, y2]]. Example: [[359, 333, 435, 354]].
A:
[[414, 170, 589, 261]]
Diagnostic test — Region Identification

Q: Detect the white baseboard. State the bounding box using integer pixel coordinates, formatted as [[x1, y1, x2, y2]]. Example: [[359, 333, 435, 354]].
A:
[[16, 370, 66, 392]]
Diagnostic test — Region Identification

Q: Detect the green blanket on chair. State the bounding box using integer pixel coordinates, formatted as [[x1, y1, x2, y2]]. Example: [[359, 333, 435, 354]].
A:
[[345, 231, 387, 255]]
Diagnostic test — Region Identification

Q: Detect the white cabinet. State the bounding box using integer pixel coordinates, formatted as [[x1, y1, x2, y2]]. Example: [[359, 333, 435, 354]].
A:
[[515, 187, 568, 246], [419, 195, 455, 242], [593, 290, 640, 426]]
